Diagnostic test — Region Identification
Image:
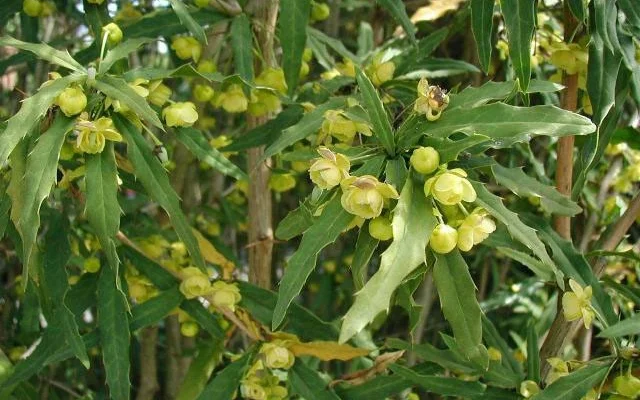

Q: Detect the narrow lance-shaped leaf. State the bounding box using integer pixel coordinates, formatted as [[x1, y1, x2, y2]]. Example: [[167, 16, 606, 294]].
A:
[[114, 114, 205, 270], [500, 0, 535, 91], [279, 0, 311, 96], [93, 75, 164, 130], [98, 38, 152, 75], [598, 313, 640, 338], [470, 0, 494, 73], [356, 67, 395, 156], [17, 114, 75, 276], [0, 36, 85, 72], [175, 127, 246, 180], [433, 251, 488, 367], [492, 164, 582, 216], [388, 364, 487, 397], [230, 13, 254, 88], [197, 351, 254, 400], [376, 0, 417, 45], [340, 178, 436, 343], [290, 361, 341, 400], [350, 223, 379, 290], [176, 341, 224, 400], [169, 0, 208, 44], [531, 363, 610, 400], [273, 156, 385, 330], [98, 263, 131, 400], [0, 73, 84, 166], [526, 322, 540, 382]]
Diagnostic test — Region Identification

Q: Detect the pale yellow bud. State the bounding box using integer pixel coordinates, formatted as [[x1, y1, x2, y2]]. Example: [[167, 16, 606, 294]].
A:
[[260, 340, 295, 370], [171, 36, 202, 62], [102, 23, 123, 44], [209, 281, 241, 312], [410, 146, 440, 175], [56, 86, 87, 117], [179, 267, 211, 299], [340, 175, 399, 219], [162, 102, 199, 127], [425, 169, 476, 205], [429, 224, 458, 254], [369, 216, 393, 241]]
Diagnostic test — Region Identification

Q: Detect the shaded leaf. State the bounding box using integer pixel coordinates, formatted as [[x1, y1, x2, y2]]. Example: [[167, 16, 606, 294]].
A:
[[376, 0, 417, 44], [230, 14, 254, 87], [598, 313, 640, 338], [175, 127, 246, 180], [279, 0, 311, 96], [99, 38, 152, 75], [290, 360, 341, 400], [500, 0, 535, 91], [356, 68, 395, 155], [471, 0, 494, 73], [197, 351, 254, 400], [169, 0, 207, 44], [531, 363, 610, 400], [389, 364, 486, 397], [0, 36, 85, 72]]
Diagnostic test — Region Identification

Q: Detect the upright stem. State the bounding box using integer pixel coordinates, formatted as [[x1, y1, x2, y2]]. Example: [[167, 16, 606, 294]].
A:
[[246, 0, 279, 289], [136, 326, 159, 400]]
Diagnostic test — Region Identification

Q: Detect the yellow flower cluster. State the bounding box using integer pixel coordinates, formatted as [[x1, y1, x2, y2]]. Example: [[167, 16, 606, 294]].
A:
[[414, 78, 449, 121], [171, 36, 202, 62], [240, 341, 294, 400], [321, 110, 372, 143], [23, 0, 56, 17]]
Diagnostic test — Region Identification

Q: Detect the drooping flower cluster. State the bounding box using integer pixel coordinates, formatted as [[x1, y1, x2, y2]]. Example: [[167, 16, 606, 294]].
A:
[[240, 340, 294, 400]]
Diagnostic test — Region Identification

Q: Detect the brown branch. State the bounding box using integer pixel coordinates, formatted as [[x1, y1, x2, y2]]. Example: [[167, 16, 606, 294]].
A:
[[136, 326, 159, 400]]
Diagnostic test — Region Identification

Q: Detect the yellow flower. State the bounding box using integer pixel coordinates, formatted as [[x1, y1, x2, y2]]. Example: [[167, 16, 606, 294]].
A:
[[429, 224, 458, 254], [549, 42, 588, 75], [425, 168, 476, 205], [197, 60, 217, 74], [457, 208, 496, 251], [23, 0, 42, 17], [369, 215, 393, 241], [340, 175, 399, 219], [260, 340, 295, 370], [83, 257, 101, 273], [321, 110, 372, 143], [209, 281, 241, 311], [410, 146, 440, 175], [215, 84, 248, 113], [546, 357, 569, 384], [487, 347, 502, 362], [248, 89, 281, 116], [311, 1, 330, 21], [367, 54, 395, 86], [210, 135, 231, 149], [39, 0, 55, 16], [102, 23, 123, 44], [171, 36, 202, 62], [309, 146, 350, 189], [147, 80, 172, 107], [180, 321, 199, 337], [613, 374, 640, 398], [179, 267, 211, 299], [241, 375, 267, 400], [562, 279, 594, 329], [269, 173, 296, 192], [105, 79, 149, 112], [75, 115, 123, 154], [414, 78, 450, 121], [519, 380, 540, 398], [162, 102, 199, 127], [193, 84, 215, 102], [336, 58, 356, 77], [255, 68, 287, 94], [56, 86, 87, 117]]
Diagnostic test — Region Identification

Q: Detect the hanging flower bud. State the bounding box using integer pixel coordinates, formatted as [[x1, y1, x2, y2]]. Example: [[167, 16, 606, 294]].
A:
[[197, 60, 217, 74], [56, 86, 87, 116], [215, 84, 249, 113], [171, 36, 202, 62], [519, 380, 540, 398], [194, 0, 209, 8], [457, 208, 496, 251], [309, 147, 350, 189], [255, 68, 287, 94], [179, 267, 211, 299], [83, 257, 101, 273], [369, 215, 393, 241], [102, 23, 123, 45], [340, 175, 399, 219], [209, 281, 241, 311], [269, 173, 296, 193], [260, 340, 295, 370], [321, 110, 372, 143], [87, 0, 105, 3], [429, 224, 458, 254], [425, 168, 476, 205], [410, 146, 440, 175], [147, 80, 172, 106], [311, 2, 330, 21], [193, 84, 215, 102], [162, 102, 199, 127], [613, 374, 640, 398], [180, 321, 199, 337], [241, 375, 267, 400], [562, 279, 594, 329], [39, 1, 56, 16], [23, 0, 42, 17]]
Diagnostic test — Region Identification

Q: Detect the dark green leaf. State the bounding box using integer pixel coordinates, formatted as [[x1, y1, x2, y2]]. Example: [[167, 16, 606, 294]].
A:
[[500, 0, 535, 91], [197, 351, 253, 400], [481, 315, 524, 379], [447, 80, 563, 111], [350, 223, 379, 290], [99, 38, 152, 75], [526, 322, 539, 382], [471, 0, 494, 73], [122, 8, 226, 39], [356, 67, 395, 155], [176, 341, 223, 400], [531, 363, 610, 400], [376, 0, 416, 45], [279, 0, 311, 96], [306, 26, 357, 62], [130, 287, 184, 331], [598, 313, 640, 338], [230, 14, 254, 87], [114, 115, 205, 270], [175, 127, 246, 180], [0, 36, 85, 72], [389, 364, 486, 397], [169, 0, 208, 44], [290, 360, 341, 400]]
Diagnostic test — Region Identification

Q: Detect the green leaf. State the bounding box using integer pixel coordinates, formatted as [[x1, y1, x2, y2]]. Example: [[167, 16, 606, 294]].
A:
[[376, 0, 416, 45], [447, 80, 563, 111], [481, 315, 524, 379], [169, 0, 208, 44], [602, 276, 640, 304], [290, 360, 341, 400], [98, 263, 131, 400], [197, 351, 254, 400], [176, 341, 223, 400], [472, 182, 559, 281], [230, 14, 254, 87], [492, 164, 582, 216], [495, 247, 554, 281], [357, 22, 374, 57], [40, 214, 89, 369], [398, 103, 595, 150], [273, 156, 385, 330], [99, 38, 152, 75], [433, 251, 487, 366], [0, 0, 21, 28], [275, 197, 317, 240], [350, 223, 379, 290], [85, 143, 121, 281], [263, 97, 346, 160], [422, 135, 490, 163], [114, 115, 205, 270], [531, 363, 610, 400], [471, 0, 494, 73], [94, 75, 164, 130], [619, 0, 640, 36], [279, 0, 311, 96], [17, 114, 75, 275], [567, 0, 586, 21], [356, 67, 395, 155], [340, 178, 436, 343], [598, 313, 640, 338], [181, 299, 225, 338], [389, 364, 486, 397], [394, 28, 449, 75], [122, 8, 226, 39], [500, 0, 535, 91], [0, 73, 84, 166], [0, 36, 85, 72], [306, 26, 357, 62], [526, 322, 539, 382], [129, 287, 184, 331], [175, 127, 246, 180]]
